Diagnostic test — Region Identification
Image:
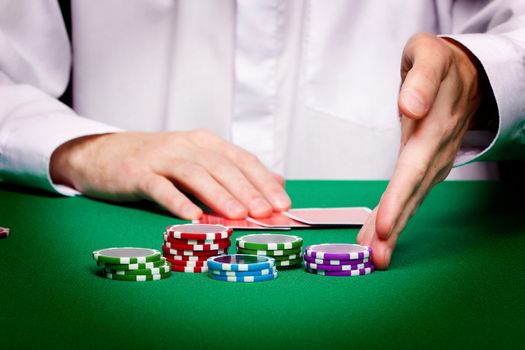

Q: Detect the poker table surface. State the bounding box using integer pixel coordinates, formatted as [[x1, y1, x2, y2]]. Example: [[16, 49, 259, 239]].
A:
[[1, 180, 524, 350]]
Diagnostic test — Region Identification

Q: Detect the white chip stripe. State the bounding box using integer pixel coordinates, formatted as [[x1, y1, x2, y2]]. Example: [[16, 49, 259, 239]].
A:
[[306, 263, 369, 270], [106, 273, 169, 281], [164, 241, 224, 251], [246, 249, 298, 256], [276, 259, 302, 266], [213, 273, 278, 282], [309, 251, 370, 260], [162, 246, 226, 256], [163, 234, 222, 245], [306, 257, 370, 265], [210, 267, 276, 276], [171, 261, 208, 267], [305, 244, 372, 260], [166, 255, 205, 261], [236, 234, 302, 250], [313, 268, 373, 276], [112, 266, 171, 275], [170, 231, 230, 240]]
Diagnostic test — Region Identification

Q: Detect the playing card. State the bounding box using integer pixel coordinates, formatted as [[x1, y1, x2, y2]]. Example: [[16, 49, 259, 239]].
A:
[[282, 207, 371, 226], [193, 212, 291, 230], [247, 212, 310, 228]]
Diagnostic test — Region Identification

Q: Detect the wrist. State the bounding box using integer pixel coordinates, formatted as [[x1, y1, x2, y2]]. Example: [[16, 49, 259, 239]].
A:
[[50, 134, 108, 188]]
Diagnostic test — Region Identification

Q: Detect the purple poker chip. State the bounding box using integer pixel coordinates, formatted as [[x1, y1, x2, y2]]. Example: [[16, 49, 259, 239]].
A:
[[305, 266, 374, 277], [305, 244, 372, 260], [303, 254, 371, 266], [305, 261, 374, 272]]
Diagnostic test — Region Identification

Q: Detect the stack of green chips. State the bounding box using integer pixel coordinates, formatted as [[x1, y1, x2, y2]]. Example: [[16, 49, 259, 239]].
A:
[[235, 234, 303, 270], [93, 247, 171, 281]]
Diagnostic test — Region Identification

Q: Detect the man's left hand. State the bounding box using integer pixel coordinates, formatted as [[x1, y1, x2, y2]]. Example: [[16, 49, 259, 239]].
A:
[[357, 33, 482, 269]]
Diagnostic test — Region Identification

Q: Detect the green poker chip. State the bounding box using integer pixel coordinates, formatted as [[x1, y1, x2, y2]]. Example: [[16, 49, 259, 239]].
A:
[[236, 247, 302, 257], [100, 257, 167, 271], [105, 263, 172, 276], [93, 247, 161, 264], [105, 271, 171, 282], [275, 258, 303, 268], [271, 253, 303, 261], [236, 234, 303, 251]]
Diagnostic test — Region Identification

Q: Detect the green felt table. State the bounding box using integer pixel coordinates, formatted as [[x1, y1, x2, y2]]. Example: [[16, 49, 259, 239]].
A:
[[1, 180, 524, 350]]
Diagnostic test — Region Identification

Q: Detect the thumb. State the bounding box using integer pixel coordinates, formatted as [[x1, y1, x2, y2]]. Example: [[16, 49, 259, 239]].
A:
[[398, 33, 451, 119]]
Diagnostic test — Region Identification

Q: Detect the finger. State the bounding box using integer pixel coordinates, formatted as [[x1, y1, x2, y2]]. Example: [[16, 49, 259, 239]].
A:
[[196, 152, 273, 218], [368, 233, 398, 270], [188, 130, 291, 212], [137, 173, 202, 220], [231, 148, 291, 211], [357, 207, 377, 244], [272, 172, 286, 187], [375, 126, 441, 240], [399, 33, 451, 119], [356, 208, 396, 270], [388, 148, 454, 239], [165, 161, 249, 219]]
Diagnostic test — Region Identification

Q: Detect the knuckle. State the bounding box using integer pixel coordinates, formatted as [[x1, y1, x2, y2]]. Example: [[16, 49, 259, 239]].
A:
[[203, 153, 230, 174], [139, 175, 159, 194], [167, 133, 192, 149], [237, 150, 260, 167], [175, 161, 205, 179]]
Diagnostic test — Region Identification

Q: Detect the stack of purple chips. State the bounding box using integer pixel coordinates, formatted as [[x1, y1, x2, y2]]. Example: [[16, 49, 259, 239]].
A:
[[304, 243, 374, 276]]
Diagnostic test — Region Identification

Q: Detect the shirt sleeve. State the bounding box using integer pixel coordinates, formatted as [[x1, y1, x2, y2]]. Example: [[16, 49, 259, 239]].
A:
[[0, 0, 121, 195], [444, 1, 525, 165]]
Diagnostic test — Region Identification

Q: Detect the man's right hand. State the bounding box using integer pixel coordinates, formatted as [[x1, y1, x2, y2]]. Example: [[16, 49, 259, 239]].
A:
[[50, 129, 291, 219]]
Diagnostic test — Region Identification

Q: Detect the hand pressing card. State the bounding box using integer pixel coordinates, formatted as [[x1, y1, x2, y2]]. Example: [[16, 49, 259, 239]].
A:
[[282, 207, 372, 226], [193, 212, 291, 230], [247, 212, 310, 228]]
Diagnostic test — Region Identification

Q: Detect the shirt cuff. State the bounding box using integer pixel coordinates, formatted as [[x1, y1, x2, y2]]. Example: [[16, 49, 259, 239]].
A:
[[0, 96, 122, 195], [443, 33, 525, 166]]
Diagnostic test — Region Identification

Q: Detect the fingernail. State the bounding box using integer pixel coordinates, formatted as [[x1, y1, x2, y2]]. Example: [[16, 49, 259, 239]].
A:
[[271, 192, 291, 210], [183, 204, 202, 219], [226, 200, 246, 217], [249, 198, 272, 216], [401, 89, 427, 116]]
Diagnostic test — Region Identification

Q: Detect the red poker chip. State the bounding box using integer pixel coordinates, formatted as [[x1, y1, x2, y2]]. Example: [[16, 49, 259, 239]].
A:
[[163, 240, 230, 252], [165, 224, 233, 240], [170, 264, 209, 273], [166, 257, 208, 267], [161, 244, 226, 256], [0, 227, 10, 239], [162, 254, 211, 262], [163, 234, 230, 246]]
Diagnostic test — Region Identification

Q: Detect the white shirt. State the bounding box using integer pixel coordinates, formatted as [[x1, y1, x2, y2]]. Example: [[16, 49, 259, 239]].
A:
[[1, 0, 525, 195]]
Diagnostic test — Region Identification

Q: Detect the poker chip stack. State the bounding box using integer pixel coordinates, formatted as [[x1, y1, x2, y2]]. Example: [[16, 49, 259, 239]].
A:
[[207, 254, 278, 282], [304, 243, 374, 276], [93, 247, 172, 282], [236, 234, 304, 270], [162, 224, 233, 273]]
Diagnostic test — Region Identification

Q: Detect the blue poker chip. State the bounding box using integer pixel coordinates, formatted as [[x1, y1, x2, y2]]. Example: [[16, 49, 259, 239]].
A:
[[209, 266, 277, 277], [209, 271, 278, 283], [206, 254, 275, 272]]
